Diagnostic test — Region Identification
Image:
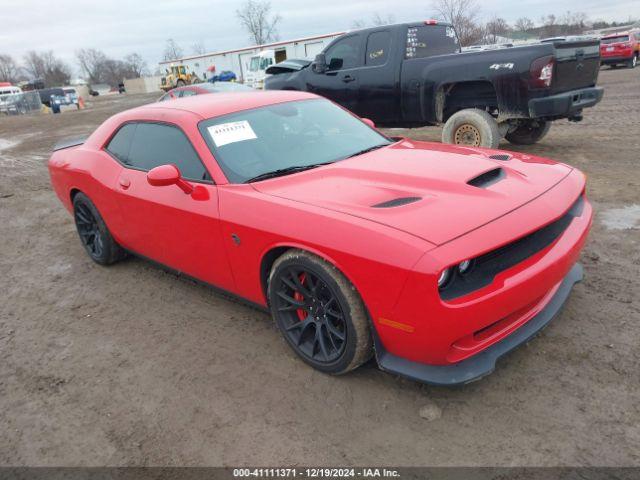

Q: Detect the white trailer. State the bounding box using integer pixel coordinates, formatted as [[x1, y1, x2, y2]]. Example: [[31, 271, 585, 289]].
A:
[[158, 32, 344, 88]]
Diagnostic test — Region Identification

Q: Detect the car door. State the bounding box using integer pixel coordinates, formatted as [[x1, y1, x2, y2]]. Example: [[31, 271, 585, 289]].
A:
[[306, 34, 362, 112], [357, 29, 399, 122], [105, 121, 235, 292]]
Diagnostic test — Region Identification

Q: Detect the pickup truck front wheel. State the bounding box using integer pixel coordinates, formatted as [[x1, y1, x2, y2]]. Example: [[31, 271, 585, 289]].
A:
[[442, 109, 500, 148], [505, 120, 551, 145]]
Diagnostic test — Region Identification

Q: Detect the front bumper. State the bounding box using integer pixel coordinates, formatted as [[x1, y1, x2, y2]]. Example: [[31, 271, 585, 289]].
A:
[[528, 86, 604, 118], [375, 263, 583, 386]]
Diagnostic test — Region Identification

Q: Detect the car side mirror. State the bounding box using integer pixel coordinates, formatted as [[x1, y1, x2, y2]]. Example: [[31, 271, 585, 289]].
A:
[[147, 164, 193, 194], [312, 54, 327, 73], [361, 118, 375, 128]]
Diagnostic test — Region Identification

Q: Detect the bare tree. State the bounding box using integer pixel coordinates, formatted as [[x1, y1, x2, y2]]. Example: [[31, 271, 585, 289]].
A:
[[562, 11, 588, 34], [236, 0, 282, 45], [431, 0, 484, 46], [24, 51, 71, 86], [372, 12, 395, 26], [0, 54, 19, 83], [485, 16, 510, 44], [351, 19, 367, 29], [123, 53, 147, 77], [76, 48, 108, 84], [191, 41, 207, 55], [540, 14, 560, 37], [514, 17, 535, 32], [163, 39, 184, 62]]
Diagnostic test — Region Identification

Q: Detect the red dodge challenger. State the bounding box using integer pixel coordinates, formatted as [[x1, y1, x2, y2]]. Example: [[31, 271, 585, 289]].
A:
[[48, 91, 592, 385]]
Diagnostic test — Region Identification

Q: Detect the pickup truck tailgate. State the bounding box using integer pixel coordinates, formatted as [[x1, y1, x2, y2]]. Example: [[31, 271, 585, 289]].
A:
[[552, 40, 600, 93]]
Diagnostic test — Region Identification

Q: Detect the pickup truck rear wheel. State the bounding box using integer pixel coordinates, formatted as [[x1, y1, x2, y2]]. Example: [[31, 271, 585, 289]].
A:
[[505, 120, 551, 145], [442, 109, 500, 148]]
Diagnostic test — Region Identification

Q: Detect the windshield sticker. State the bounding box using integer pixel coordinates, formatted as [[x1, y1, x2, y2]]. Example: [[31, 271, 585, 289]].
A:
[[208, 121, 257, 147]]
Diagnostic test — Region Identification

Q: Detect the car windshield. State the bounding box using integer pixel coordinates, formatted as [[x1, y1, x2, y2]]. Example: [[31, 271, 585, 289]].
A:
[[602, 35, 629, 44], [198, 98, 392, 183]]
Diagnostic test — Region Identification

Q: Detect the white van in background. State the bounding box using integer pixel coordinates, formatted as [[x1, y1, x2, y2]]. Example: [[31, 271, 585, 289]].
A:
[[0, 84, 24, 114]]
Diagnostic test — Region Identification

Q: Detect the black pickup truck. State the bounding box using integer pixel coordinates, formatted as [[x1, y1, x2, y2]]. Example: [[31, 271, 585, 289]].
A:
[[265, 21, 603, 148]]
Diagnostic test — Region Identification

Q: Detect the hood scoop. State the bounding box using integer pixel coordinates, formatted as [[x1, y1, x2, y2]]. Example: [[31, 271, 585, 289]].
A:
[[467, 167, 505, 189], [372, 196, 422, 208]]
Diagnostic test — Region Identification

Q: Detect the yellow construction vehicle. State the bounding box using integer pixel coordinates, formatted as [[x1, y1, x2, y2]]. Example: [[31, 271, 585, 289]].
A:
[[160, 65, 200, 91]]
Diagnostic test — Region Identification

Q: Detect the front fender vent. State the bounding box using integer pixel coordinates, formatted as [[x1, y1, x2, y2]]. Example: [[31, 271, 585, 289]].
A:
[[372, 196, 422, 208], [467, 168, 505, 189]]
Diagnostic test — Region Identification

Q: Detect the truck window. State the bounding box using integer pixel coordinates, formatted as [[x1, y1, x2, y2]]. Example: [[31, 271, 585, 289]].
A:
[[249, 57, 260, 71], [405, 25, 459, 59], [325, 35, 361, 71], [366, 31, 391, 66]]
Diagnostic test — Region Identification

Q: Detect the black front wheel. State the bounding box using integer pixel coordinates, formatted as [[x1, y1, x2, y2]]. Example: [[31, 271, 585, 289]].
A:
[[268, 250, 372, 375], [73, 192, 126, 265]]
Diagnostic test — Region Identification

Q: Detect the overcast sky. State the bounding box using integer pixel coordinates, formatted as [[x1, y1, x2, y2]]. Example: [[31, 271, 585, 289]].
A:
[[1, 0, 636, 76]]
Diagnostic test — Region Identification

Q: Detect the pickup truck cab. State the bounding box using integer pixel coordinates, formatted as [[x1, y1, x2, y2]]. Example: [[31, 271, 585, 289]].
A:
[[266, 21, 604, 148], [600, 31, 639, 69]]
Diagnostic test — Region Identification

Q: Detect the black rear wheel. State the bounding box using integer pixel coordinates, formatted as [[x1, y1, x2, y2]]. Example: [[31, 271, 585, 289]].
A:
[[268, 250, 372, 375], [73, 192, 126, 265], [505, 120, 551, 145]]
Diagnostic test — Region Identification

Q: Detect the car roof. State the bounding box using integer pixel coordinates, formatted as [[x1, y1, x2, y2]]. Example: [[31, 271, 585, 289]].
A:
[[138, 90, 317, 119]]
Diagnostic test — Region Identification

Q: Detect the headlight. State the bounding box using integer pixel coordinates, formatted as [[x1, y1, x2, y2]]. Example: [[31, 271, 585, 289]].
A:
[[437, 268, 452, 288]]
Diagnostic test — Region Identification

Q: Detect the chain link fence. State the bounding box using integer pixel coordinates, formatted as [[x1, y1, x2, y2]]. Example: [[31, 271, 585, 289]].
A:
[[0, 91, 43, 116]]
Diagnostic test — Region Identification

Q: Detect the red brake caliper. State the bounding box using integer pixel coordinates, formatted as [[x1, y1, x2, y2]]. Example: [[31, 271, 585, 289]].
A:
[[294, 273, 307, 321]]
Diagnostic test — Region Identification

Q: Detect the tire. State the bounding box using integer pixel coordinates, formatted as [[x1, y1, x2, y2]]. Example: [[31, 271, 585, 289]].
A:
[[505, 120, 551, 145], [442, 109, 501, 148], [628, 55, 637, 69], [176, 79, 186, 87], [72, 192, 126, 265], [268, 250, 373, 375]]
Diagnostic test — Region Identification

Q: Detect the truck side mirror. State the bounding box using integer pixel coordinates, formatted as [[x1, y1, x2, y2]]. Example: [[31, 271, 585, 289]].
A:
[[312, 54, 327, 73]]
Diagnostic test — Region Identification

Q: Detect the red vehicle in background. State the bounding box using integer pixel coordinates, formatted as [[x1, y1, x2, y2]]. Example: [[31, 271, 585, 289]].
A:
[[600, 31, 640, 69], [158, 82, 253, 101]]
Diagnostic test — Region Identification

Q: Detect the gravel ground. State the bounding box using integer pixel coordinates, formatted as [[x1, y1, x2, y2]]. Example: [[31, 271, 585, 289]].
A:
[[0, 68, 638, 467]]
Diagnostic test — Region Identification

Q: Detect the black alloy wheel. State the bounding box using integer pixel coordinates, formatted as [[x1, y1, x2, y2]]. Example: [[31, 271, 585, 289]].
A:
[[268, 250, 372, 375], [72, 192, 126, 265], [274, 267, 347, 363]]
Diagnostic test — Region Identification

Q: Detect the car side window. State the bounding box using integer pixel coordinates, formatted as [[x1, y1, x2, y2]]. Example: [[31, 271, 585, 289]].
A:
[[125, 123, 211, 182], [106, 123, 137, 163], [365, 31, 391, 66], [325, 35, 361, 71]]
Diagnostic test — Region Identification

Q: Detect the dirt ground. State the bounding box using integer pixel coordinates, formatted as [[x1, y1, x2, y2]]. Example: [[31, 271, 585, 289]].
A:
[[0, 68, 638, 467]]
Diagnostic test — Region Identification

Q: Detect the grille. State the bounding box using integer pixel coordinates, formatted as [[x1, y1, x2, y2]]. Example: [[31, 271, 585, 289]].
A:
[[440, 195, 584, 301]]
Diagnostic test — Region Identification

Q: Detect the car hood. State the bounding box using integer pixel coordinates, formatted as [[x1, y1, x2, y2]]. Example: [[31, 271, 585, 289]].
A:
[[252, 140, 572, 245]]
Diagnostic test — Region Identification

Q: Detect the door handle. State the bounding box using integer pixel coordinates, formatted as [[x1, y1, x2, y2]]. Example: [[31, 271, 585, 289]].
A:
[[118, 177, 131, 189], [342, 75, 355, 83]]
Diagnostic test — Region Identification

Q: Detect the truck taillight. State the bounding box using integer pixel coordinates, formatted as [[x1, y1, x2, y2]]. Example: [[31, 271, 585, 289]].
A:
[[530, 55, 554, 88]]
